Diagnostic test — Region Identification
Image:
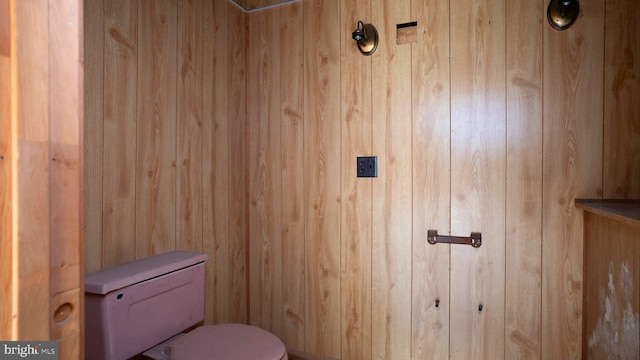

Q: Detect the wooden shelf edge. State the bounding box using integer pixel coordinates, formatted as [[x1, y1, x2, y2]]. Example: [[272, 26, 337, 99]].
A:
[[575, 199, 640, 228]]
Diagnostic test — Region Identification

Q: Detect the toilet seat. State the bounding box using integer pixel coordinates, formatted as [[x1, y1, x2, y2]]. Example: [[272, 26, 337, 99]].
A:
[[143, 324, 288, 360]]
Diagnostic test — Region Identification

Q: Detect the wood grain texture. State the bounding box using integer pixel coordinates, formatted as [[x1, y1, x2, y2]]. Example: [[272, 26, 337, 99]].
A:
[[340, 0, 372, 358], [505, 0, 543, 358], [12, 0, 52, 340], [241, 1, 306, 350], [0, 0, 8, 56], [371, 0, 412, 359], [102, 0, 137, 268], [176, 0, 203, 252], [233, 0, 297, 12], [135, 0, 178, 258], [410, 0, 452, 357], [279, 1, 305, 351], [603, 0, 640, 199], [83, 0, 104, 273], [48, 0, 83, 356], [542, 0, 605, 357], [449, 0, 506, 357], [228, 3, 249, 324], [303, 0, 341, 356], [201, 0, 232, 325], [0, 0, 11, 339], [83, 0, 251, 327], [249, 6, 284, 337], [582, 212, 640, 359], [78, 1, 638, 359], [50, 289, 81, 359]]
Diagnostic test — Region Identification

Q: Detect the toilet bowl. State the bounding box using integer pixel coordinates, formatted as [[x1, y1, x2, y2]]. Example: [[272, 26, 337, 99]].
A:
[[142, 324, 288, 360], [84, 251, 287, 360]]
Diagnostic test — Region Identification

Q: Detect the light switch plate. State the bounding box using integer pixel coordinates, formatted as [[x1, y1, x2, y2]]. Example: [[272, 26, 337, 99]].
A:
[[357, 156, 377, 178]]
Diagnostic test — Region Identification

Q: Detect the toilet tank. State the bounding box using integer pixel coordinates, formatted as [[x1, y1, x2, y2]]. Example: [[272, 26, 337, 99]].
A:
[[85, 251, 208, 360]]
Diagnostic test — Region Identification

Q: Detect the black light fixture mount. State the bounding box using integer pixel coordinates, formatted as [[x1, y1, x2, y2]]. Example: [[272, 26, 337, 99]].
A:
[[547, 0, 580, 31], [352, 21, 378, 56]]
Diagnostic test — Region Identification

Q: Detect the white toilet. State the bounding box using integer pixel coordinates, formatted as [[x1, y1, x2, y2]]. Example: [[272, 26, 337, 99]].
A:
[[85, 251, 288, 360]]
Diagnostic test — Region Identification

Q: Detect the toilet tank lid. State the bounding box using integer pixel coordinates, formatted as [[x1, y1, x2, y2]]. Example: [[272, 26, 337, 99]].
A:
[[85, 251, 208, 295]]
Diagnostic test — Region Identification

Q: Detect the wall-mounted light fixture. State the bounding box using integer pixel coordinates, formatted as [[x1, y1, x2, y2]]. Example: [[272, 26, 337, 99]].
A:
[[352, 21, 378, 56], [547, 0, 580, 31]]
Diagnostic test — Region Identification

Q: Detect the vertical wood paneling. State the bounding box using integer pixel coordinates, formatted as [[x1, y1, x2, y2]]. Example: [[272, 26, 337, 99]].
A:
[[0, 0, 11, 340], [7, 0, 82, 349], [340, 0, 372, 358], [176, 0, 203, 252], [542, 0, 605, 357], [450, 0, 506, 358], [12, 0, 51, 340], [249, 7, 284, 336], [0, 0, 7, 55], [280, 1, 305, 351], [135, 0, 178, 258], [410, 0, 451, 358], [582, 213, 640, 359], [84, 0, 250, 327], [0, 75, 9, 336], [371, 0, 412, 359], [228, 3, 249, 324], [49, 0, 83, 357], [102, 0, 137, 268], [83, 0, 104, 273], [78, 1, 640, 359], [303, 0, 341, 356], [603, 0, 640, 199], [202, 0, 231, 325], [505, 0, 542, 358]]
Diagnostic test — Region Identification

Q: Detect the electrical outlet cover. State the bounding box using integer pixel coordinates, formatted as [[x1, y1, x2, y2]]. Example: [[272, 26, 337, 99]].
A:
[[357, 156, 377, 177]]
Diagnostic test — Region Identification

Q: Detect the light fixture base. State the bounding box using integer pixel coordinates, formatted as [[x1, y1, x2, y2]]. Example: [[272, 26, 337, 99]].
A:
[[356, 23, 378, 56], [547, 0, 580, 31]]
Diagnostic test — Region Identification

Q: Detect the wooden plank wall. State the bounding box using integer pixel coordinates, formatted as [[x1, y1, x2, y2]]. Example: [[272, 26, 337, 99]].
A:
[[341, 0, 373, 359], [582, 212, 640, 358], [243, 0, 636, 359], [370, 0, 413, 359], [449, 0, 506, 356], [83, 0, 249, 325], [410, 0, 451, 357], [84, 0, 104, 274], [12, 0, 52, 342], [101, 0, 137, 268], [48, 1, 84, 357], [227, 2, 250, 324], [301, 1, 342, 356], [3, 0, 83, 357], [505, 0, 543, 358], [542, 0, 605, 358], [603, 0, 640, 199], [81, 0, 640, 359], [0, 0, 11, 341]]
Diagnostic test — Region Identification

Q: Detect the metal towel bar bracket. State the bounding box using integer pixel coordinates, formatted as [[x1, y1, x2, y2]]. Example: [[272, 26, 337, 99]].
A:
[[427, 229, 482, 248]]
